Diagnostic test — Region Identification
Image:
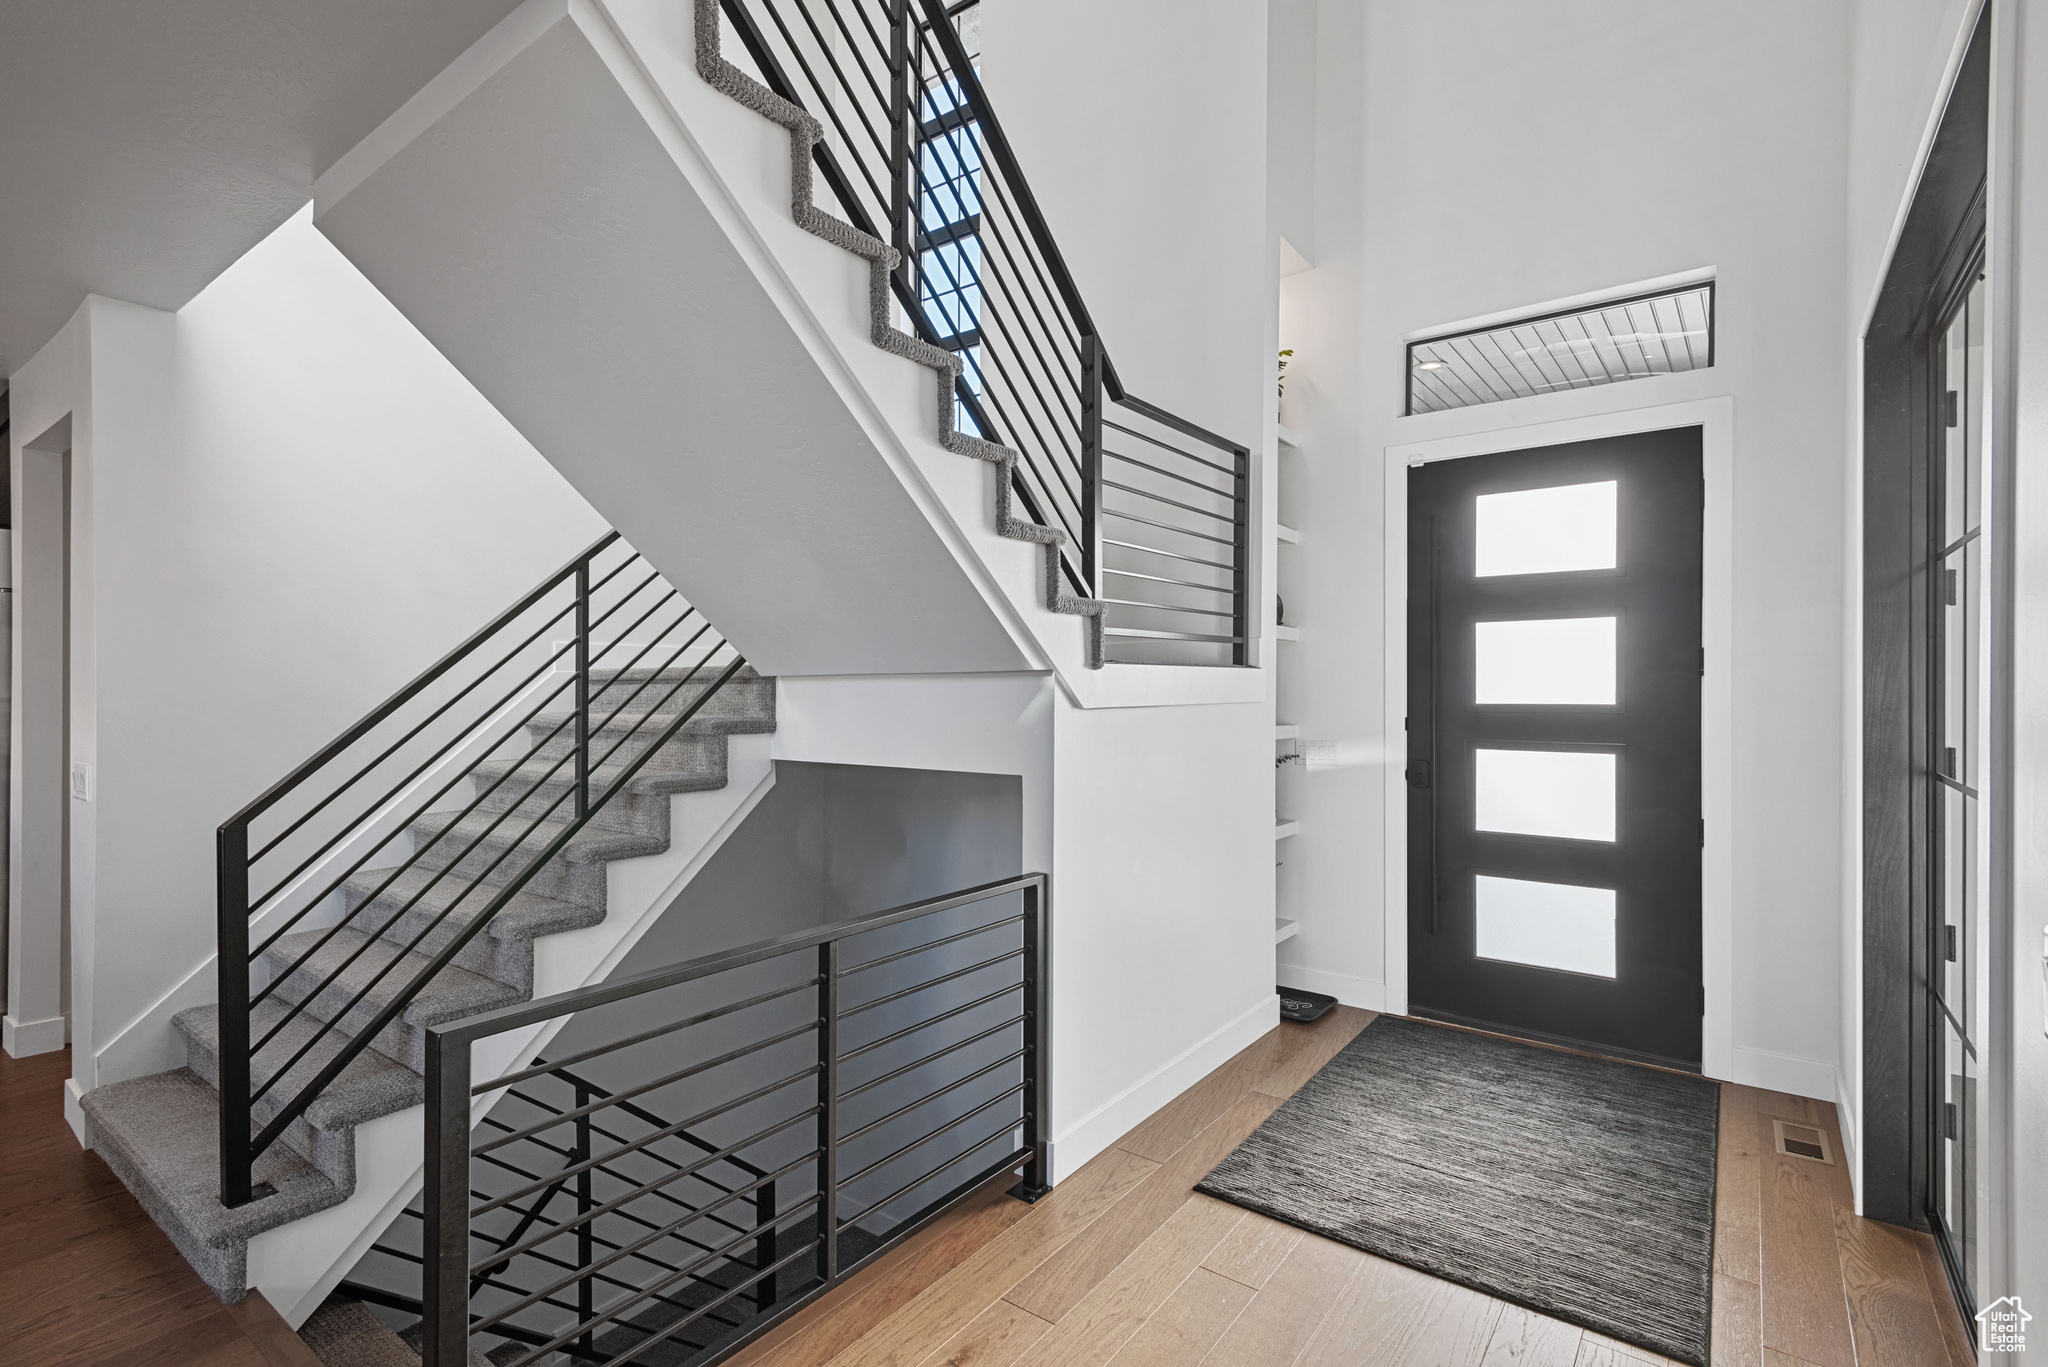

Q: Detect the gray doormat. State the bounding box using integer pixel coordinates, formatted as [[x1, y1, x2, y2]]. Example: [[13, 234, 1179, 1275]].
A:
[[1195, 1016, 1718, 1366]]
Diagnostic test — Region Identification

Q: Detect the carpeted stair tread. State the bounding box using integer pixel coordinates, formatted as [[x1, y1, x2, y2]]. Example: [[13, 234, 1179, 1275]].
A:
[[176, 1000, 422, 1140], [82, 1067, 345, 1296], [262, 926, 526, 1036], [342, 863, 602, 946], [408, 806, 669, 869], [301, 1297, 497, 1366], [466, 752, 730, 803]]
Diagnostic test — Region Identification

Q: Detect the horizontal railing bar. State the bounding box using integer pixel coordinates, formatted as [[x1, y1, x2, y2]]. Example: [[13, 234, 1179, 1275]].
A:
[[432, 875, 1046, 1046], [1101, 479, 1239, 525], [1102, 508, 1239, 548], [481, 978, 820, 1093], [1098, 597, 1238, 620], [839, 981, 1025, 1063], [837, 1082, 1027, 1191], [1101, 418, 1237, 479], [1100, 537, 1236, 573], [841, 1013, 1026, 1103], [1101, 627, 1248, 643], [475, 1068, 820, 1216], [839, 946, 1024, 1019], [841, 1131, 1030, 1233], [558, 1064, 771, 1180], [478, 1170, 821, 1348], [569, 1232, 820, 1367], [245, 652, 750, 1152], [476, 1021, 819, 1154], [1111, 393, 1247, 460], [840, 1048, 1026, 1147], [221, 532, 620, 830], [472, 1137, 819, 1296], [838, 912, 1023, 976], [1101, 566, 1235, 595], [1101, 446, 1236, 499]]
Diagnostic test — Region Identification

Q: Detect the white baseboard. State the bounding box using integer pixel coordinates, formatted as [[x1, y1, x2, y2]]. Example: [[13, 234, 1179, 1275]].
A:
[[1730, 1044, 1837, 1102], [2, 1010, 68, 1058], [1049, 993, 1279, 1184], [1835, 1068, 1861, 1210], [1275, 966, 1388, 1013]]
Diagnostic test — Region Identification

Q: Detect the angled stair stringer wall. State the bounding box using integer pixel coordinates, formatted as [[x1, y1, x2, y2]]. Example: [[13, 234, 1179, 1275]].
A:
[[311, 0, 1263, 708]]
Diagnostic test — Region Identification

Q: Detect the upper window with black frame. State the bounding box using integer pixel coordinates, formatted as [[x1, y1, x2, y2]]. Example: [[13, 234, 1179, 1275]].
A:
[[1406, 282, 1715, 415]]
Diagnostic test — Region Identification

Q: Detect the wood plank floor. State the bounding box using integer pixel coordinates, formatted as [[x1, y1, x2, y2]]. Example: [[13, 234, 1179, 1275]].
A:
[[0, 1047, 323, 1367], [728, 1008, 1978, 1367]]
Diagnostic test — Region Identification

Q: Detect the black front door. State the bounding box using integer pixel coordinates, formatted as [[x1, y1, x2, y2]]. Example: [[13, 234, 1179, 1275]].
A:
[[1407, 427, 1704, 1068]]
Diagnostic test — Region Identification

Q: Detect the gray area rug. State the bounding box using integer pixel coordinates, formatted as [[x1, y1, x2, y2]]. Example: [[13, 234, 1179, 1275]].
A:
[[1195, 1016, 1718, 1365]]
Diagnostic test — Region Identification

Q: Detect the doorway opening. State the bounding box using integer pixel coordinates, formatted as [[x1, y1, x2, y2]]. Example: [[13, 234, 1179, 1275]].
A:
[[1406, 427, 1705, 1070], [2, 414, 71, 1060]]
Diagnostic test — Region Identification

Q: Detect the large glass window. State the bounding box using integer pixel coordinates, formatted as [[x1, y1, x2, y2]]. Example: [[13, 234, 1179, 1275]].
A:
[[1929, 271, 1986, 1302]]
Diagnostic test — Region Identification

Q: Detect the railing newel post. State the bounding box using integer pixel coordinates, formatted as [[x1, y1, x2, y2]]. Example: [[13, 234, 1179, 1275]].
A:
[[1080, 336, 1105, 598], [421, 1028, 473, 1367], [1012, 876, 1052, 1202], [575, 1078, 595, 1361], [217, 822, 253, 1209], [1235, 443, 1251, 666], [817, 940, 840, 1285], [888, 0, 915, 304], [574, 559, 591, 820]]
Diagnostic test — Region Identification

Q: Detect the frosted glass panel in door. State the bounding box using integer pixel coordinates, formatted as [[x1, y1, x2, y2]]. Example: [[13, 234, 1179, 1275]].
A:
[[1474, 617, 1617, 704], [1475, 749, 1616, 841], [1475, 481, 1618, 577], [1475, 875, 1617, 977]]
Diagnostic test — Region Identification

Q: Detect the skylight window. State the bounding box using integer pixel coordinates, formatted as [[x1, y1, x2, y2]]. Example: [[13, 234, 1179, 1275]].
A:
[[1406, 282, 1714, 414]]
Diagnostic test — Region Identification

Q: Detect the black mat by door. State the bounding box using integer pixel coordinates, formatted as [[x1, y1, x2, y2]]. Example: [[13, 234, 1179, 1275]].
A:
[[1195, 1017, 1719, 1365]]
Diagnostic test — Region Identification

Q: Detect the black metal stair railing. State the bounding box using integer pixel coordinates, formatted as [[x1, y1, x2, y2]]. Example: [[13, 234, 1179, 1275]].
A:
[[215, 532, 753, 1207], [716, 0, 1251, 664], [414, 874, 1049, 1367]]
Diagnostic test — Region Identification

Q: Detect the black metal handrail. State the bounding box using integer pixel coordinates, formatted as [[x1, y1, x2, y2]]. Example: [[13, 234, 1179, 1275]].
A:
[[712, 0, 1250, 658], [417, 874, 1049, 1367], [216, 534, 753, 1206]]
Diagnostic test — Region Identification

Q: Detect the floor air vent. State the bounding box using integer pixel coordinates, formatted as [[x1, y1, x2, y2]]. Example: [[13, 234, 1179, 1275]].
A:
[[1773, 1119, 1833, 1164]]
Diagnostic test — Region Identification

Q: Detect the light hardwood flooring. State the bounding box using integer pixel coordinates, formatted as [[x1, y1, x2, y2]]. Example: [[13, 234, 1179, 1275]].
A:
[[0, 1046, 324, 1367], [727, 1008, 1977, 1367]]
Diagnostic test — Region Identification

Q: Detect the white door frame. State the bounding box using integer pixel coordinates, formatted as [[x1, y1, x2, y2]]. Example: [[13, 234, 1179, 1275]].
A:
[[1380, 395, 1735, 1082]]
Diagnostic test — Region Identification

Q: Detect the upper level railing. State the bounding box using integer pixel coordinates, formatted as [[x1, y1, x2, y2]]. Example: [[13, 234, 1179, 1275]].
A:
[[413, 874, 1049, 1366], [717, 0, 1250, 665], [215, 533, 751, 1207]]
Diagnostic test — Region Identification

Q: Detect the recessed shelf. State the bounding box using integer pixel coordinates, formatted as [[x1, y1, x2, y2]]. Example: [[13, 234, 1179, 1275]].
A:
[[1275, 918, 1300, 945], [1275, 819, 1300, 841], [1274, 625, 1301, 642], [1277, 424, 1301, 449], [1276, 523, 1302, 545], [1275, 724, 1300, 741]]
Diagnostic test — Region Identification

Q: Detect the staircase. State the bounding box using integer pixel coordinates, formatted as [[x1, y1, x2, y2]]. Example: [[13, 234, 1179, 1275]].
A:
[[80, 537, 777, 1309]]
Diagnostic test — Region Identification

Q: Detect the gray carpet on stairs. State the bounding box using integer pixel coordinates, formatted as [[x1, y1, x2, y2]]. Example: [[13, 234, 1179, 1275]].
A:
[[1194, 1016, 1720, 1367], [80, 669, 777, 1304]]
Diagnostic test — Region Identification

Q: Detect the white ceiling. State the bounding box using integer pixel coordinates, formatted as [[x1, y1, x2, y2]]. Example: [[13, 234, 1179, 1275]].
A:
[[0, 0, 528, 374]]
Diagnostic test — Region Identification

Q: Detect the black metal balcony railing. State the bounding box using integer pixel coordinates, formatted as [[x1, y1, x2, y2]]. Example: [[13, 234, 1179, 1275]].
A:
[[216, 533, 752, 1207], [407, 875, 1049, 1367], [716, 0, 1250, 665]]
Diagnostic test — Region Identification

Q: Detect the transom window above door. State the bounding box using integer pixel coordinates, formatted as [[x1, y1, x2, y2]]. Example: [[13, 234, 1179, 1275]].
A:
[[1407, 282, 1715, 415]]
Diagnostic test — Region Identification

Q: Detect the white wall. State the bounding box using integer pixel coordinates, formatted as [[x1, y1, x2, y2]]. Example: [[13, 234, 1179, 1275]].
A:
[[5, 209, 605, 1110], [1272, 0, 1854, 1097], [973, 0, 1281, 1176]]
